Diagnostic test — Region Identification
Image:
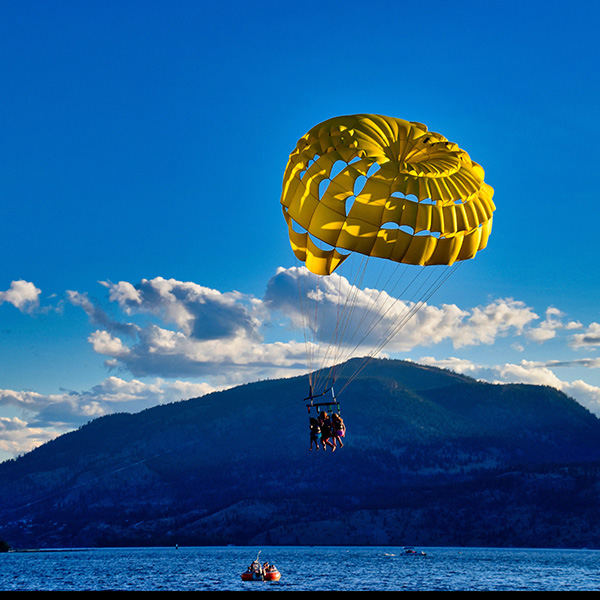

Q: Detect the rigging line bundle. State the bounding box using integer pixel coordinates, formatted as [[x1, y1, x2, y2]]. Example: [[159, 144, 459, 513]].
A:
[[298, 255, 462, 400]]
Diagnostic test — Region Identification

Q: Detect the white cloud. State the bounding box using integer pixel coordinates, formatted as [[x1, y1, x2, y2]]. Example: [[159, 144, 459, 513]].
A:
[[415, 356, 481, 376], [395, 298, 537, 350], [89, 330, 131, 357], [102, 280, 142, 310], [61, 270, 587, 388], [100, 277, 260, 340], [66, 290, 140, 337], [80, 376, 216, 408], [66, 275, 309, 382], [0, 375, 218, 457], [0, 416, 58, 457], [0, 280, 41, 313], [525, 307, 578, 343], [265, 268, 540, 356], [492, 359, 565, 388], [570, 322, 600, 348]]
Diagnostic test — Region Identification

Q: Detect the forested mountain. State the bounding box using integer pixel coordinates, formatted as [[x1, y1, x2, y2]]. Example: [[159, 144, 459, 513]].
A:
[[2, 358, 600, 550]]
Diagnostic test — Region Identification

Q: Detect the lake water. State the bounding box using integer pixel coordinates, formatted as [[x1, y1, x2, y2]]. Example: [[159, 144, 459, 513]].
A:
[[1, 546, 599, 591]]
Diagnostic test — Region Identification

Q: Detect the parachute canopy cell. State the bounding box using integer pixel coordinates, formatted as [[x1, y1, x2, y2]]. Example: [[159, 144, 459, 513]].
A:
[[280, 114, 495, 276]]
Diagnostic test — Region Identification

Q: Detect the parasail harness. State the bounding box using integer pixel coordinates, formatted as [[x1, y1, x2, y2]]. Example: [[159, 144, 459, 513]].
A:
[[305, 384, 340, 416]]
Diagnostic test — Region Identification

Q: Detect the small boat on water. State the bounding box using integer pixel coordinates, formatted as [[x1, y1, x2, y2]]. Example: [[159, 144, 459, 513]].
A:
[[241, 567, 281, 582], [241, 551, 281, 582], [402, 546, 427, 556]]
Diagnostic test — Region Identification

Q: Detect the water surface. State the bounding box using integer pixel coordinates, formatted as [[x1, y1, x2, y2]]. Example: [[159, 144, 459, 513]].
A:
[[1, 546, 599, 591]]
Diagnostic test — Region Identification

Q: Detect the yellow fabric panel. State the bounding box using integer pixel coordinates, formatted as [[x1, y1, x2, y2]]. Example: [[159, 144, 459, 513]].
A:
[[371, 227, 398, 260], [336, 217, 380, 255], [388, 229, 413, 263], [454, 202, 469, 232], [456, 226, 483, 261], [430, 203, 445, 233], [287, 225, 308, 263], [285, 187, 320, 232], [400, 204, 417, 231], [357, 173, 392, 209], [318, 179, 351, 213], [478, 218, 493, 251], [308, 200, 346, 247], [283, 207, 348, 275], [304, 235, 348, 276], [403, 234, 439, 265], [428, 235, 463, 265], [350, 196, 384, 226], [415, 203, 433, 233], [441, 204, 459, 233], [281, 114, 495, 275]]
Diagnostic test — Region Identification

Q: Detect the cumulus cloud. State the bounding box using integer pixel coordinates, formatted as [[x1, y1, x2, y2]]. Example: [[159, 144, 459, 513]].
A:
[[265, 267, 539, 358], [525, 307, 583, 343], [0, 280, 41, 313], [71, 269, 541, 385], [397, 298, 536, 350], [67, 276, 309, 383], [0, 416, 58, 457], [0, 376, 217, 453], [60, 269, 583, 387], [66, 290, 140, 338], [99, 277, 260, 341], [570, 322, 600, 348]]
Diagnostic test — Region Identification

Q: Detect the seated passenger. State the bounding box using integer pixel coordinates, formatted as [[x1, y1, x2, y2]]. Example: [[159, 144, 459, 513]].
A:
[[331, 413, 345, 448], [309, 417, 321, 451], [318, 411, 336, 451]]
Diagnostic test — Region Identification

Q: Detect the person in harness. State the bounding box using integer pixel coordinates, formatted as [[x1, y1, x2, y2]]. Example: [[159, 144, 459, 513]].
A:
[[331, 412, 345, 448], [318, 411, 336, 451], [309, 417, 321, 451]]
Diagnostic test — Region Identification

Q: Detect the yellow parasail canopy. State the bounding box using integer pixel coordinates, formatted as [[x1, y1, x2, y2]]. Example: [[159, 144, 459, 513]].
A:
[[280, 114, 495, 275]]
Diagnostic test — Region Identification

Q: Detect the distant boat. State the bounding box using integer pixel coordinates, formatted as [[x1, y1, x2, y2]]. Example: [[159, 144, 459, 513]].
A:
[[402, 546, 427, 556], [241, 567, 281, 582], [241, 551, 281, 582]]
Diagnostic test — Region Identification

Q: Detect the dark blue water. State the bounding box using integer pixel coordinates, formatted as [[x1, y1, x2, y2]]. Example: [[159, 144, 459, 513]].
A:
[[1, 546, 599, 591]]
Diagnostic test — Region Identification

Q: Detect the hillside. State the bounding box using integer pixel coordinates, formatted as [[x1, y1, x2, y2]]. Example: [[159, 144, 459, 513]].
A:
[[2, 358, 600, 550]]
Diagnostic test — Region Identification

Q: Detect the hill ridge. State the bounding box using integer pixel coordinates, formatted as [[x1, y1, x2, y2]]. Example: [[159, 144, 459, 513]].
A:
[[2, 357, 600, 550]]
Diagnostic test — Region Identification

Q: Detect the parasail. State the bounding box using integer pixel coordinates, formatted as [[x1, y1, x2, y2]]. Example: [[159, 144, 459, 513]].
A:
[[279, 114, 495, 407]]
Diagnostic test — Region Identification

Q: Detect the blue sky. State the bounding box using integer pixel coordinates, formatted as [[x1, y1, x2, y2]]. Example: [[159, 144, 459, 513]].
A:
[[1, 0, 599, 460]]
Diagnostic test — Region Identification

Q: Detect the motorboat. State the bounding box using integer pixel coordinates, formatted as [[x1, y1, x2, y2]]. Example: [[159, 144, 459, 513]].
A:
[[241, 551, 281, 581], [241, 566, 281, 581]]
